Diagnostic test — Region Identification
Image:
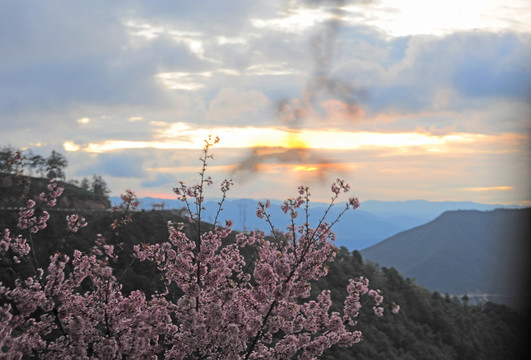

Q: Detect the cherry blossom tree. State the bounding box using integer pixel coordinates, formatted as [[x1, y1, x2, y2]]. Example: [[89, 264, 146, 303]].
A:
[[0, 137, 398, 359]]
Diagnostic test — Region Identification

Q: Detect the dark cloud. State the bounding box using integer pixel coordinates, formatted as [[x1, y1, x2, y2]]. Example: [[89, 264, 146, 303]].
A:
[[0, 1, 216, 119], [452, 34, 531, 100], [333, 30, 531, 115], [1, 59, 159, 113], [0, 2, 126, 66]]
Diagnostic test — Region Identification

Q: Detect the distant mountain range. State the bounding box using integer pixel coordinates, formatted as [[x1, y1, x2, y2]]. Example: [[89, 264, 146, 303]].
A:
[[361, 208, 530, 308], [111, 196, 519, 250]]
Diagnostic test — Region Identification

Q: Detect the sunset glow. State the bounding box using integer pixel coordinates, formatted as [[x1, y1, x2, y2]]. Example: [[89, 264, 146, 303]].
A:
[[63, 125, 521, 155], [293, 165, 319, 172], [459, 186, 514, 192]]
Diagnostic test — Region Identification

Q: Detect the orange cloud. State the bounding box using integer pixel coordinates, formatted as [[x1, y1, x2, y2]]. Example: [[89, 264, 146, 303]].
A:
[[458, 186, 514, 192]]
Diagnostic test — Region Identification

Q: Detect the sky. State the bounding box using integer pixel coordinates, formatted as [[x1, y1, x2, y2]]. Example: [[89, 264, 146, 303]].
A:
[[1, 0, 530, 205]]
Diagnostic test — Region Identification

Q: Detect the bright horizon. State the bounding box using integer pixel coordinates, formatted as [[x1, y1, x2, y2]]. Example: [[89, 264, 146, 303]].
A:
[[1, 0, 529, 206]]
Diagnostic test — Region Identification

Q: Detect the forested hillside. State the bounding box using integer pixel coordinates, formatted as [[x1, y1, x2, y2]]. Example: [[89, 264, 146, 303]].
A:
[[321, 249, 528, 359]]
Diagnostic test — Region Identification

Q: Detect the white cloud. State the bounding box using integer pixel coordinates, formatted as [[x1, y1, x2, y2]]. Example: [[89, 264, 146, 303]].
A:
[[155, 72, 213, 91], [245, 63, 301, 76], [216, 36, 249, 45], [250, 6, 330, 33], [63, 141, 80, 152], [124, 20, 166, 40], [77, 117, 91, 124], [343, 0, 531, 37], [128, 116, 144, 122]]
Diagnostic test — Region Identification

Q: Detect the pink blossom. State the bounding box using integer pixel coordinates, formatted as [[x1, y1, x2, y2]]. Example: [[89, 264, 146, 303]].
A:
[[373, 306, 384, 317], [256, 202, 267, 219], [0, 137, 398, 358], [392, 303, 400, 314], [349, 197, 360, 209], [66, 214, 88, 233], [220, 179, 233, 192]]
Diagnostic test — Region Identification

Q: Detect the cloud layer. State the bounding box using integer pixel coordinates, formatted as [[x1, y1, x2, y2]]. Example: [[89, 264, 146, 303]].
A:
[[0, 0, 529, 205]]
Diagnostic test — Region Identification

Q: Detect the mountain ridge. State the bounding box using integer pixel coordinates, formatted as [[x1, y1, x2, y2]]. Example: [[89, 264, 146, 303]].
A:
[[112, 196, 521, 250]]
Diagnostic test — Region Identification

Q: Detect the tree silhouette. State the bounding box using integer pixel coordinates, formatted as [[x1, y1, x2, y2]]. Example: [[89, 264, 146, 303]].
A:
[[45, 150, 68, 180], [91, 174, 110, 197]]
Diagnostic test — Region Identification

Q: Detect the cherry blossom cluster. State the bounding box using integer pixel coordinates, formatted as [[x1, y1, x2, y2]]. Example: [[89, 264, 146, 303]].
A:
[[131, 201, 391, 358], [1, 229, 30, 263], [120, 189, 141, 210], [256, 200, 271, 219], [331, 178, 350, 195], [0, 139, 398, 359], [17, 199, 50, 234], [66, 214, 88, 233], [391, 303, 400, 314], [173, 181, 202, 202], [2, 180, 68, 266], [38, 180, 64, 207], [111, 189, 140, 232], [17, 179, 64, 233]]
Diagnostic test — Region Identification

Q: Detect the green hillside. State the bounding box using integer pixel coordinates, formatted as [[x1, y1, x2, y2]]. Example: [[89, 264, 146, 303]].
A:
[[361, 208, 531, 308], [0, 173, 110, 210]]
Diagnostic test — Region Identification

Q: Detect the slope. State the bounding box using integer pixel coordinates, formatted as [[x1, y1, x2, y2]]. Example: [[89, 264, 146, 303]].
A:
[[361, 208, 530, 308]]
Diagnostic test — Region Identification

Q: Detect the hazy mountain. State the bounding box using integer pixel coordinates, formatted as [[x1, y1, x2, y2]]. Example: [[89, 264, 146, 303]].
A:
[[112, 197, 414, 249], [199, 199, 409, 250], [113, 197, 519, 250], [361, 208, 531, 308], [359, 199, 518, 220]]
